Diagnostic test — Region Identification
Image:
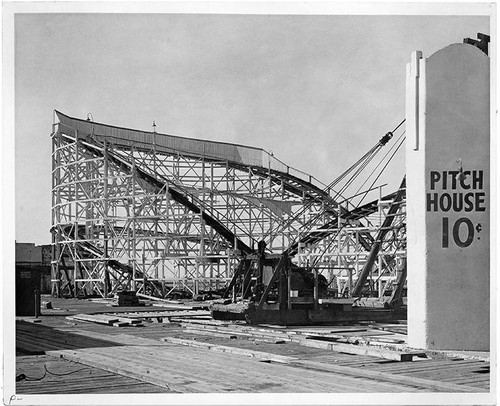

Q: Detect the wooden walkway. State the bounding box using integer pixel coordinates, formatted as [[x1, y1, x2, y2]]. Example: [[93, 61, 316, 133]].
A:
[[15, 298, 491, 395], [16, 355, 174, 394]]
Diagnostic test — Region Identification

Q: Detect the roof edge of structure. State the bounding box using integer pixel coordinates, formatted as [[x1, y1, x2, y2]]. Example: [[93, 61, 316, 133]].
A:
[[53, 110, 267, 153], [53, 110, 330, 198]]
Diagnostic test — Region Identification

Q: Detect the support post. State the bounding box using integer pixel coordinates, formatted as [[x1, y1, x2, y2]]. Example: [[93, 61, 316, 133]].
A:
[[313, 268, 319, 310], [103, 141, 110, 298], [287, 268, 292, 310]]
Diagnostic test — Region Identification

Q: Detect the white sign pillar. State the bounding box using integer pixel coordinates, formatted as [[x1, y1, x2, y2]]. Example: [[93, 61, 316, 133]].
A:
[[406, 43, 490, 350]]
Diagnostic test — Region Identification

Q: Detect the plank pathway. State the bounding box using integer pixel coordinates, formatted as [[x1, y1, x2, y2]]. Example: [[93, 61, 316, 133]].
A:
[[46, 336, 424, 393], [15, 301, 490, 394]]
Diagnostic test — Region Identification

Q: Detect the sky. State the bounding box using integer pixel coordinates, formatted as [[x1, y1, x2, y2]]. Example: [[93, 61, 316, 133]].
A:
[[11, 5, 490, 245]]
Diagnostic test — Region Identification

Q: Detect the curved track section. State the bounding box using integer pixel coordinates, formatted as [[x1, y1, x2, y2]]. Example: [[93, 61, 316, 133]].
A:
[[58, 131, 254, 255], [51, 111, 339, 298], [55, 110, 337, 207]]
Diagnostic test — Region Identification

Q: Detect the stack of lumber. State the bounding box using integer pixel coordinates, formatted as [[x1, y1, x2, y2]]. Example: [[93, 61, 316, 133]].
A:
[[369, 322, 408, 335], [67, 313, 144, 327], [178, 320, 424, 362], [116, 291, 141, 306], [112, 310, 211, 323], [161, 336, 298, 363]]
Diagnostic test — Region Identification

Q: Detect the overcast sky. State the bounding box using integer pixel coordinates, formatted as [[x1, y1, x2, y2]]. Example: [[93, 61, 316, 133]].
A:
[[12, 8, 490, 244]]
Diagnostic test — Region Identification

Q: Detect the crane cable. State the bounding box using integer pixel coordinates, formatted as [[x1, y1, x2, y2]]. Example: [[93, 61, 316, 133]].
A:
[[260, 143, 380, 246], [263, 119, 406, 251], [309, 129, 406, 269], [356, 131, 406, 208]]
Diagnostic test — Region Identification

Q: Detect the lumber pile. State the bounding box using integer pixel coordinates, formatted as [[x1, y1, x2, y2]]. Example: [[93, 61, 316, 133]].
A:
[[113, 310, 211, 323], [161, 337, 296, 363], [177, 320, 424, 362], [67, 313, 144, 327], [65, 308, 210, 327]]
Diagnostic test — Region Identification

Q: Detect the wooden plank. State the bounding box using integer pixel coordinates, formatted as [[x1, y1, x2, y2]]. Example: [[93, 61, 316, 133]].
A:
[[412, 369, 490, 384], [114, 316, 144, 324], [184, 325, 255, 338], [441, 374, 490, 385], [173, 328, 239, 340], [68, 313, 144, 327], [16, 354, 174, 394], [61, 330, 171, 347], [112, 322, 130, 327], [16, 318, 42, 324], [69, 314, 120, 325], [161, 337, 297, 363], [292, 359, 485, 392], [291, 327, 369, 334], [17, 325, 121, 350], [110, 310, 210, 319], [322, 334, 404, 345], [135, 293, 183, 304], [184, 322, 407, 350], [370, 325, 408, 334], [187, 323, 293, 341], [16, 339, 48, 354], [16, 331, 81, 351], [295, 337, 425, 362], [372, 359, 487, 373], [183, 325, 292, 343], [177, 318, 233, 326], [46, 348, 218, 393]]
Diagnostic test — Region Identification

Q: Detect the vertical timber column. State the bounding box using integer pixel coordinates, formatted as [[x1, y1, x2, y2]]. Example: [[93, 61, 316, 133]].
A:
[[51, 128, 61, 297], [152, 134, 160, 289], [73, 129, 79, 298], [103, 142, 109, 297], [406, 44, 490, 350], [131, 154, 137, 292]]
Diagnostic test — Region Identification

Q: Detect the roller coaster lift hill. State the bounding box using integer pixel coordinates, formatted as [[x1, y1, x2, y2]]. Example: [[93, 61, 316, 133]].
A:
[[51, 111, 407, 325]]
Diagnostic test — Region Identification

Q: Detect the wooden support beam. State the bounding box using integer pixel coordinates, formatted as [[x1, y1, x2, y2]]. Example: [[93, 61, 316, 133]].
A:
[[161, 337, 296, 363], [352, 177, 406, 297], [257, 255, 286, 310], [295, 337, 424, 362]]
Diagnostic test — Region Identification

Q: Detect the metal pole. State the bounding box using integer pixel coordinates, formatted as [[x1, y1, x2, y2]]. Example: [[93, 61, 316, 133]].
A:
[[313, 268, 319, 310], [34, 288, 40, 318], [287, 269, 292, 310]]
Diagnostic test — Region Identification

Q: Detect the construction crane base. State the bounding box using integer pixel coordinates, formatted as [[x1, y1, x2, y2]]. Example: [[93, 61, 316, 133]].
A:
[[211, 301, 406, 325]]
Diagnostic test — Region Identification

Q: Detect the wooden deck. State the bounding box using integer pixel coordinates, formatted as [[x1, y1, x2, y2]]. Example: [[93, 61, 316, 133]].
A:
[[16, 355, 174, 394], [15, 297, 491, 395]]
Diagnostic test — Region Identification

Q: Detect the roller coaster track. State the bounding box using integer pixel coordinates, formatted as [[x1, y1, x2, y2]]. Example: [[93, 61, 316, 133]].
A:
[[56, 224, 164, 295], [55, 111, 338, 208], [284, 188, 405, 257], [57, 131, 255, 255], [53, 112, 406, 300], [54, 111, 344, 257], [57, 123, 404, 262]]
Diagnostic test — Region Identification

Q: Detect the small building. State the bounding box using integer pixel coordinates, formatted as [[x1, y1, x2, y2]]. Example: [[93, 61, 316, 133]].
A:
[[15, 242, 52, 294]]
